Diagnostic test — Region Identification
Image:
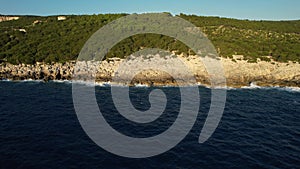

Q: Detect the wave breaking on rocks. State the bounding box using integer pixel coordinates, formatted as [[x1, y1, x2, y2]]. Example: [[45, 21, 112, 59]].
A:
[[1, 54, 300, 88]]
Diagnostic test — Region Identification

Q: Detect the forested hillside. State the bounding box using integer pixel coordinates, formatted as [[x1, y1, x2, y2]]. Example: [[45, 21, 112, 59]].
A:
[[0, 13, 299, 64]]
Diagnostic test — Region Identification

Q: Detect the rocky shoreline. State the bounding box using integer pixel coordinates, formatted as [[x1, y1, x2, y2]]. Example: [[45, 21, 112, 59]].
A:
[[1, 55, 300, 88], [0, 62, 74, 81]]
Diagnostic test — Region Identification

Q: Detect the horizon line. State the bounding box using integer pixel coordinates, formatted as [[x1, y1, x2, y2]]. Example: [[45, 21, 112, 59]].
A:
[[1, 12, 299, 22]]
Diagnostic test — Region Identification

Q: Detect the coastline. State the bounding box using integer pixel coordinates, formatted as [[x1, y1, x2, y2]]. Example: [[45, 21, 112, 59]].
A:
[[1, 55, 299, 88], [2, 79, 300, 94]]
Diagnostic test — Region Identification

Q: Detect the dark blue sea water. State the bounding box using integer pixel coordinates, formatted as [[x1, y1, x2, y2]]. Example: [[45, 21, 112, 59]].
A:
[[0, 81, 300, 169]]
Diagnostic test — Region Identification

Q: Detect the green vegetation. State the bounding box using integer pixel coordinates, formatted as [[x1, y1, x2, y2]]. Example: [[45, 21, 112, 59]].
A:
[[179, 14, 300, 62], [0, 13, 299, 64]]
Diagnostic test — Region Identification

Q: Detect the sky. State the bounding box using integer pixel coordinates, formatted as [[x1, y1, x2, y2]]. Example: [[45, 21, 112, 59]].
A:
[[0, 0, 299, 21]]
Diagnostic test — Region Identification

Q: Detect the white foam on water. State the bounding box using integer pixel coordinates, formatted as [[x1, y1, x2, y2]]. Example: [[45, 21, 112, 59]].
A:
[[240, 84, 300, 93], [1, 79, 299, 93], [134, 83, 149, 87], [52, 80, 71, 83], [277, 86, 300, 93], [70, 80, 96, 87], [0, 79, 11, 82], [241, 82, 261, 89], [19, 79, 43, 83]]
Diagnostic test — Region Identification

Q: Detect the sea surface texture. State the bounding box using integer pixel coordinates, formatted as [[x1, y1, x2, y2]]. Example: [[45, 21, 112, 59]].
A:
[[0, 81, 300, 169]]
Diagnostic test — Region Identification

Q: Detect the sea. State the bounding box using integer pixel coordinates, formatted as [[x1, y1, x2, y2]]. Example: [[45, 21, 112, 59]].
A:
[[0, 80, 299, 169]]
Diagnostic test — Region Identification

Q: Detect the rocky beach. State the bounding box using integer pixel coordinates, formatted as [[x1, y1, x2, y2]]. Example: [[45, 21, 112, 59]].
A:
[[0, 55, 299, 88]]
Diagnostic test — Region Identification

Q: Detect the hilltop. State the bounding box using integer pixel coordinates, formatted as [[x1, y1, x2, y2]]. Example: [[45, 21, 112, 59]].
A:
[[0, 13, 299, 64]]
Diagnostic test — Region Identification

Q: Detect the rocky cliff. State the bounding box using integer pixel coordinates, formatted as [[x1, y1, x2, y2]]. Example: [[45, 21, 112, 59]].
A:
[[0, 55, 300, 88], [0, 16, 19, 22]]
